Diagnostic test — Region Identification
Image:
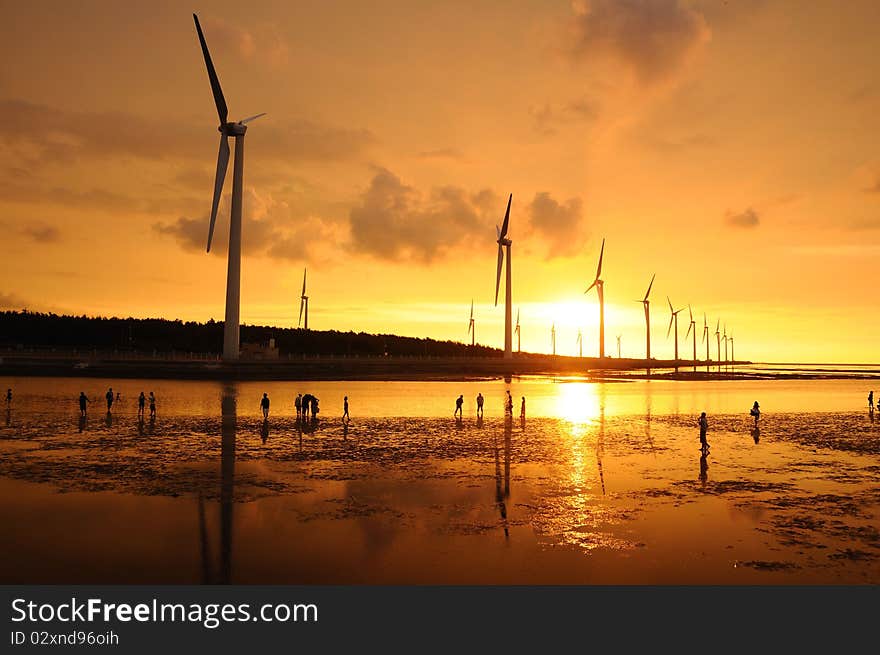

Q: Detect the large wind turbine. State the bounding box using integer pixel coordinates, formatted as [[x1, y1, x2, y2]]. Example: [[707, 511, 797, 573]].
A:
[[494, 194, 513, 360], [194, 14, 266, 360], [585, 238, 606, 358], [298, 268, 309, 330], [514, 308, 521, 353], [667, 297, 685, 362], [637, 273, 655, 360], [467, 300, 475, 347], [686, 305, 697, 370], [702, 313, 710, 371]]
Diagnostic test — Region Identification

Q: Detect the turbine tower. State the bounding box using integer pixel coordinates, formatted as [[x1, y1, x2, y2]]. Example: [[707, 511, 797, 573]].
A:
[[298, 268, 309, 330], [514, 308, 521, 353], [702, 313, 710, 371], [467, 300, 475, 347], [551, 323, 556, 356], [585, 238, 606, 358], [714, 319, 721, 368], [637, 273, 655, 360], [577, 329, 583, 358], [729, 332, 735, 364], [723, 323, 729, 363], [616, 334, 622, 359], [667, 297, 685, 363], [494, 194, 513, 360], [194, 14, 266, 361], [686, 305, 697, 370]]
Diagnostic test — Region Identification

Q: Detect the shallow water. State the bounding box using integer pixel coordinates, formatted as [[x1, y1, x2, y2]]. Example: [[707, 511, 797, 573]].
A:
[[0, 376, 878, 584]]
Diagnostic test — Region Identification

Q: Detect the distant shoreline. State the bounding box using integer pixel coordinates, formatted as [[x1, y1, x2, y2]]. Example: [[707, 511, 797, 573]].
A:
[[2, 352, 878, 382]]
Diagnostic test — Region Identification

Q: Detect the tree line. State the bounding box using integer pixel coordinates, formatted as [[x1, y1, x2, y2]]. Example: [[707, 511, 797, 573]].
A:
[[0, 310, 501, 358]]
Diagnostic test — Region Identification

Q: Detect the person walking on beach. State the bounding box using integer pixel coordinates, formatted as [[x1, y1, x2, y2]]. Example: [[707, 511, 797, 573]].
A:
[[295, 393, 303, 419], [750, 401, 761, 425], [260, 393, 270, 419], [342, 396, 350, 422], [137, 392, 146, 416], [869, 391, 874, 410], [520, 396, 526, 420], [506, 390, 513, 416], [311, 396, 319, 418], [699, 412, 709, 451], [79, 392, 90, 417], [148, 392, 156, 418], [302, 394, 312, 419], [5, 388, 11, 407], [105, 388, 114, 412], [476, 393, 484, 418], [115, 392, 121, 402], [454, 395, 464, 418]]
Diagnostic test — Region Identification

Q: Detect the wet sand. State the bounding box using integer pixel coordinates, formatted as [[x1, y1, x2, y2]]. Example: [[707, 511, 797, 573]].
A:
[[0, 376, 878, 584]]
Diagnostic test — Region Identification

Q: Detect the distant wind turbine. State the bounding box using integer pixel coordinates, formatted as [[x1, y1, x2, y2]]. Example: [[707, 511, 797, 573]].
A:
[[729, 332, 735, 364], [514, 308, 521, 353], [551, 323, 556, 356], [714, 319, 721, 369], [667, 297, 685, 364], [702, 313, 710, 371], [298, 268, 309, 330], [685, 305, 697, 370], [467, 300, 475, 347], [194, 14, 266, 360], [637, 273, 655, 360], [494, 194, 513, 360], [723, 323, 729, 363], [584, 238, 606, 358], [577, 329, 583, 358], [616, 334, 622, 359]]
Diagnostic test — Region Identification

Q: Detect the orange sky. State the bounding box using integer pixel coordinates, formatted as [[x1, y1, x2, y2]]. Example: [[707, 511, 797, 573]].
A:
[[1, 1, 878, 363]]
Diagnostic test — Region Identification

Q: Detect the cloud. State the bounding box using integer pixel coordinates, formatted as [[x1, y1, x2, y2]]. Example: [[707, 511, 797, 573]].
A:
[[0, 292, 29, 310], [348, 168, 499, 262], [0, 98, 372, 166], [200, 16, 289, 67], [724, 207, 760, 229], [21, 222, 61, 243], [567, 0, 711, 85], [531, 98, 598, 135], [528, 192, 587, 257], [153, 187, 339, 263], [416, 148, 467, 161]]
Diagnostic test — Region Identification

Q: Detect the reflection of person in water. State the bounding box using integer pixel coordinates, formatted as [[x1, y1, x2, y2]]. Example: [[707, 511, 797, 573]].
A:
[[751, 425, 761, 444], [5, 388, 11, 407], [699, 452, 708, 485], [260, 419, 269, 444]]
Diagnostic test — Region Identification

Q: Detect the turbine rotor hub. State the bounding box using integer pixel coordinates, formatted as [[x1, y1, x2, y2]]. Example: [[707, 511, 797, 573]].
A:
[[220, 122, 247, 136]]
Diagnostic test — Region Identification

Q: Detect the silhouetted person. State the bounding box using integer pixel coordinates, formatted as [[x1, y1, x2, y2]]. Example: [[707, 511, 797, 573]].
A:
[[115, 392, 121, 402], [295, 394, 303, 419], [750, 401, 761, 425], [342, 396, 350, 422], [149, 392, 156, 418], [699, 411, 709, 451], [454, 395, 464, 418], [311, 396, 319, 419], [476, 393, 484, 418], [5, 388, 11, 407], [138, 391, 146, 416], [869, 391, 874, 410], [506, 390, 513, 416], [260, 419, 269, 444], [520, 396, 526, 420], [105, 388, 114, 412], [79, 392, 90, 417], [260, 393, 270, 419]]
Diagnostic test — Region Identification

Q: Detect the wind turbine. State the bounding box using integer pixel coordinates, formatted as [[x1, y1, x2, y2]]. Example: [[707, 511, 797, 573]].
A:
[[667, 297, 685, 364], [686, 305, 697, 370], [584, 238, 606, 358], [194, 14, 266, 360], [514, 308, 521, 353], [714, 319, 721, 369], [723, 323, 729, 363], [577, 329, 583, 358], [616, 334, 622, 359], [551, 323, 556, 356], [494, 194, 513, 360], [637, 273, 655, 360], [729, 332, 735, 364], [298, 268, 309, 330], [702, 313, 710, 371], [467, 300, 475, 347]]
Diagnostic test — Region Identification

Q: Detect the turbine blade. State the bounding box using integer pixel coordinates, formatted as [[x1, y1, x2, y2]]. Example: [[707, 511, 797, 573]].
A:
[[667, 314, 674, 338], [686, 322, 692, 338], [596, 238, 605, 279], [494, 243, 503, 305], [715, 318, 720, 333], [688, 305, 693, 322], [302, 268, 307, 296], [193, 14, 228, 125], [206, 134, 230, 252], [470, 299, 474, 320], [239, 112, 266, 124], [499, 193, 512, 239], [644, 273, 655, 301], [667, 296, 673, 313], [516, 308, 520, 327], [585, 279, 597, 294], [298, 297, 304, 326]]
